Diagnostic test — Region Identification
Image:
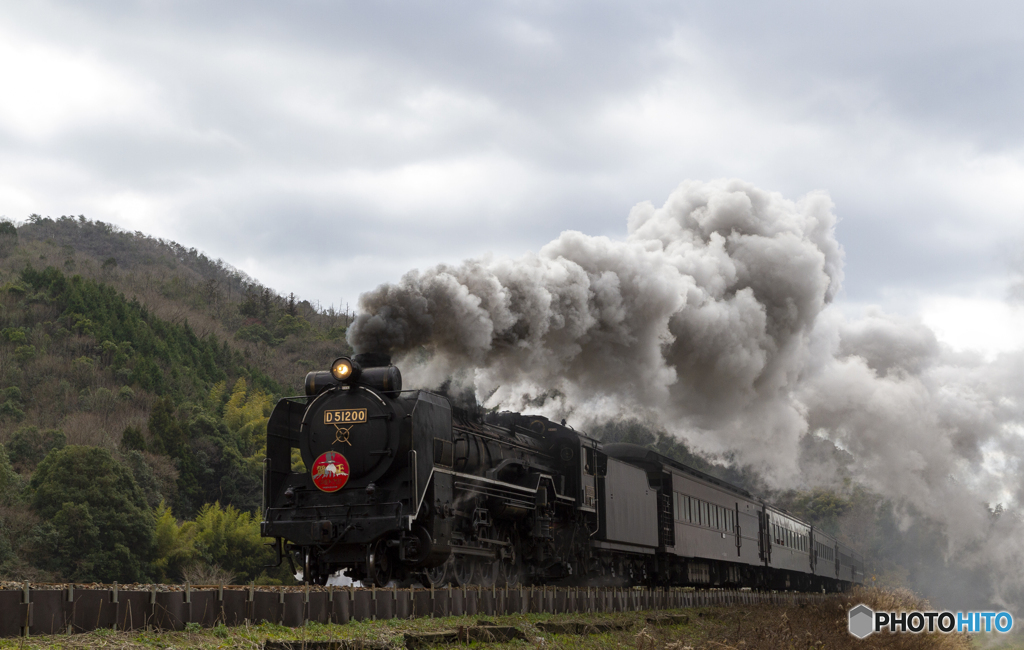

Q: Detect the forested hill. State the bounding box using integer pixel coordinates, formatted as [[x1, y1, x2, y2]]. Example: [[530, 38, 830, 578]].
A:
[[0, 216, 353, 585]]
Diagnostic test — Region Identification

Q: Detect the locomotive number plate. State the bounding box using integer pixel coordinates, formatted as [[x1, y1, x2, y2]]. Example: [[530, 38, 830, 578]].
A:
[[324, 408, 367, 425]]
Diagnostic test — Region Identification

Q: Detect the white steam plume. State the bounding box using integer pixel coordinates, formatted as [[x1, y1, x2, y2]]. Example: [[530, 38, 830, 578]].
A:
[[349, 178, 1024, 608]]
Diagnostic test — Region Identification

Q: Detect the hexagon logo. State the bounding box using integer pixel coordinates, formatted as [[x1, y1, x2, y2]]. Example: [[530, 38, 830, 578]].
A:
[[849, 604, 875, 639]]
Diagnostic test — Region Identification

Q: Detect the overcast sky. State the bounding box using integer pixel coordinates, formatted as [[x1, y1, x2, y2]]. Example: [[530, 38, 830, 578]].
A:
[[2, 1, 1023, 355]]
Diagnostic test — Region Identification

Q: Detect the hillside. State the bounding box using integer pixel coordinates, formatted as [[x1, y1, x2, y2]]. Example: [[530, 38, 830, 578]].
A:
[[0, 216, 355, 585], [10, 215, 354, 391]]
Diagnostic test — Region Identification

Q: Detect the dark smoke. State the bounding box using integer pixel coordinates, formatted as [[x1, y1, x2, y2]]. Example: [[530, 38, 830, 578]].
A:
[[349, 178, 1024, 610]]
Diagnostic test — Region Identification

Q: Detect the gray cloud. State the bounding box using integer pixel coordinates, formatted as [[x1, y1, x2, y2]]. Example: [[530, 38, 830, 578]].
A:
[[3, 1, 1024, 311]]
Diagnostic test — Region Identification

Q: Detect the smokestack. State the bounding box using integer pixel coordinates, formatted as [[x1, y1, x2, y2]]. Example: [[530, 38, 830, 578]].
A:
[[353, 352, 392, 368]]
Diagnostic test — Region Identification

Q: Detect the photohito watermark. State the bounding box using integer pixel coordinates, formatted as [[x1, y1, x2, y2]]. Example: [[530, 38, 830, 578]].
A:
[[849, 604, 1014, 638]]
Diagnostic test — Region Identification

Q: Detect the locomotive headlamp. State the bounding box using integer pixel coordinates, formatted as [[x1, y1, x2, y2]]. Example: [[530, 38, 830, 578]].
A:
[[331, 357, 362, 383]]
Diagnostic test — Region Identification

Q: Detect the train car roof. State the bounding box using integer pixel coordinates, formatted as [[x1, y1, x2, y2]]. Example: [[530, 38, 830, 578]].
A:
[[603, 442, 753, 499]]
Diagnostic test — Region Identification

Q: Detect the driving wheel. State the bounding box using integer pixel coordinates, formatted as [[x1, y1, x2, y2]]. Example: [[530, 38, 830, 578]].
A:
[[477, 553, 500, 588], [423, 556, 451, 588], [452, 553, 477, 586], [368, 538, 393, 587], [499, 527, 522, 588]]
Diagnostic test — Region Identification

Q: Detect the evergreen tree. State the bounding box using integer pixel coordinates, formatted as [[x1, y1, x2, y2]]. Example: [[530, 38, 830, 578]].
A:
[[148, 398, 184, 456], [29, 446, 154, 582], [0, 444, 18, 505], [121, 425, 146, 452], [0, 220, 16, 257]]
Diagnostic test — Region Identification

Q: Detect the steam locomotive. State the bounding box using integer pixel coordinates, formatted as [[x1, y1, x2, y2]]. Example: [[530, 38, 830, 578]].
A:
[[261, 353, 864, 591]]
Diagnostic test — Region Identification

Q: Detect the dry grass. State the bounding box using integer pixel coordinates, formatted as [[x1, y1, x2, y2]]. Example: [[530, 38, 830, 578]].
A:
[[0, 587, 1005, 650], [179, 563, 237, 587]]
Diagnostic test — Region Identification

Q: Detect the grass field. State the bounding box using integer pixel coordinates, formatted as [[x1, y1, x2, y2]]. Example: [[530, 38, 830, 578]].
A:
[[0, 587, 1018, 649]]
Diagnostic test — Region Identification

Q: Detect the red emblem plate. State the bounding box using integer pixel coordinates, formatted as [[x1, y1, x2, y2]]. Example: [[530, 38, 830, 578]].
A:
[[311, 451, 350, 492]]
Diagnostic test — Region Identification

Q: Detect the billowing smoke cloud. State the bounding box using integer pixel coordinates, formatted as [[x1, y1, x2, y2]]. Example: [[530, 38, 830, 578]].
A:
[[349, 178, 1024, 609], [350, 179, 842, 470]]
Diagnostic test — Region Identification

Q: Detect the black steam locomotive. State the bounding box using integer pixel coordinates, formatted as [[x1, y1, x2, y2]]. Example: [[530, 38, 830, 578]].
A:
[[261, 354, 864, 591]]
